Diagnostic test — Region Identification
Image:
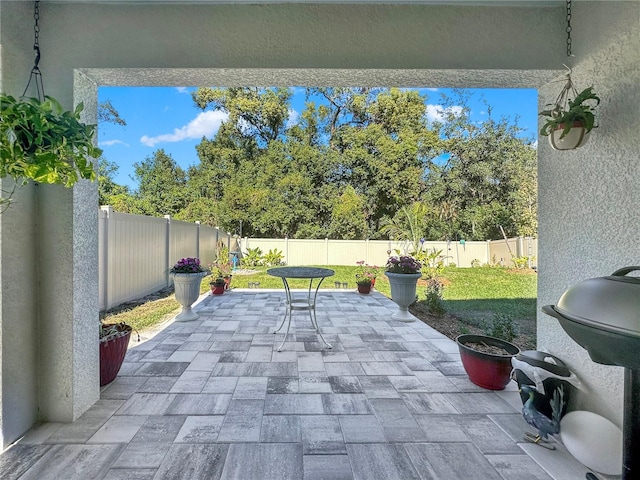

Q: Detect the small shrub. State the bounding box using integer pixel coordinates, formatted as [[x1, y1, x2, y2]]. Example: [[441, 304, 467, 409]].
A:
[[483, 313, 518, 342], [243, 247, 263, 267], [263, 248, 284, 266], [471, 258, 481, 268], [424, 278, 446, 316], [448, 262, 456, 268], [415, 248, 445, 279], [511, 255, 535, 269]]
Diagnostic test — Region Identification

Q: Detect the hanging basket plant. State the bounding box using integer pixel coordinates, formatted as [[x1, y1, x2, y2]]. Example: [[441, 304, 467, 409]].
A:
[[0, 94, 101, 189], [539, 82, 600, 151], [0, 1, 101, 211]]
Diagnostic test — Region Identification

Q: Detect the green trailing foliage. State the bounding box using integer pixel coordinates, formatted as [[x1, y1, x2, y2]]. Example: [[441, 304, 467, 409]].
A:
[[1, 94, 101, 210]]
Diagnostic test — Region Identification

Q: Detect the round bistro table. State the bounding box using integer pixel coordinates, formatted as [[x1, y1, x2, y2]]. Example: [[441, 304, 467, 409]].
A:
[[267, 267, 334, 351]]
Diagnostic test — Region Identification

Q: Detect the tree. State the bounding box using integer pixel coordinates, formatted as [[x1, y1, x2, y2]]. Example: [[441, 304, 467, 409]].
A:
[[97, 157, 131, 206], [98, 100, 127, 127], [192, 87, 292, 146], [425, 93, 537, 240], [380, 202, 432, 253], [133, 149, 187, 216], [328, 186, 368, 239]]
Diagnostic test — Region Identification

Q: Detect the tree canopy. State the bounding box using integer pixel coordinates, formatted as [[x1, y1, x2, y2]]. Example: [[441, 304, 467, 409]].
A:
[[100, 87, 537, 241]]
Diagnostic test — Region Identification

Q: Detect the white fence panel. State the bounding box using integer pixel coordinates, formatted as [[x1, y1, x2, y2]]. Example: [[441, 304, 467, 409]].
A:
[[243, 238, 286, 259], [489, 237, 538, 267], [99, 207, 231, 311], [287, 239, 326, 265], [199, 226, 219, 269], [168, 218, 199, 275], [100, 208, 168, 310], [238, 237, 502, 268]]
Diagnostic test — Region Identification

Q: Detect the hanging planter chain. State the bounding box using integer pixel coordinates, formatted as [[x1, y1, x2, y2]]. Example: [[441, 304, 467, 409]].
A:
[[22, 0, 45, 100], [565, 0, 573, 58]]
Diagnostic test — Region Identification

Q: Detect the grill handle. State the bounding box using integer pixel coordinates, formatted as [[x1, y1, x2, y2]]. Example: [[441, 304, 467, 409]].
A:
[[612, 266, 640, 277]]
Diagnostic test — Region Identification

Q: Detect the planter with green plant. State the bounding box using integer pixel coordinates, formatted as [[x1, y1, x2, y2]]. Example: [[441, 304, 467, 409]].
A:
[[99, 322, 138, 386], [384, 255, 423, 322], [539, 83, 600, 151], [170, 257, 208, 321], [356, 277, 372, 294], [355, 261, 379, 292], [210, 277, 226, 295], [0, 93, 102, 211], [456, 313, 521, 390], [210, 259, 233, 290]]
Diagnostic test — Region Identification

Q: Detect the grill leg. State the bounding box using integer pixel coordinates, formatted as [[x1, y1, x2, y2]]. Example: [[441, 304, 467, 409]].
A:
[[622, 368, 639, 480]]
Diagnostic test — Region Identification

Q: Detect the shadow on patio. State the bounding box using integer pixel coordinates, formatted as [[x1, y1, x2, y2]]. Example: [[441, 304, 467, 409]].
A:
[[2, 291, 614, 479]]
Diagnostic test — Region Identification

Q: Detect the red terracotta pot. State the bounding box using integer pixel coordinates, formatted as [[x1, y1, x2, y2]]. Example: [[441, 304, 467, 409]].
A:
[[211, 284, 225, 295], [357, 283, 372, 294], [100, 324, 132, 386], [456, 334, 520, 390]]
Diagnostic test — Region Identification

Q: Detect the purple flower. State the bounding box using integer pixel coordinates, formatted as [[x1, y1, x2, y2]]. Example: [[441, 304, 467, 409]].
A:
[[385, 255, 422, 274], [170, 257, 206, 274]]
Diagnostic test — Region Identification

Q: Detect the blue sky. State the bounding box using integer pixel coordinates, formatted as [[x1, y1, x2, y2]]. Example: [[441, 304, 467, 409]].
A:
[[98, 86, 538, 190]]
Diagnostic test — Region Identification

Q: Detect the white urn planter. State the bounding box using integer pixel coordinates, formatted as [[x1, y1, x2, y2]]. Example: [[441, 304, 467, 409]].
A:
[[172, 272, 207, 321], [548, 123, 590, 150], [385, 272, 422, 322]]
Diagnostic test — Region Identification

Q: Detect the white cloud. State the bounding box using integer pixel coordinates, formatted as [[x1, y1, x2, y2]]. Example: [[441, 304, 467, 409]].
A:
[[176, 87, 190, 94], [425, 104, 464, 123], [286, 108, 299, 128], [140, 110, 228, 147], [99, 139, 129, 147]]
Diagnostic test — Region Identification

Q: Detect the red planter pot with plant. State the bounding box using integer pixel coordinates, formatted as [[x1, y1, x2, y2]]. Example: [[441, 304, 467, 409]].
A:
[[99, 322, 133, 386], [456, 334, 520, 390], [211, 278, 226, 295]]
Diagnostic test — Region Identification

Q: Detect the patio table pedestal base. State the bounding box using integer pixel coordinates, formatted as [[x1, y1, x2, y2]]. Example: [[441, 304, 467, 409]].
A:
[[268, 267, 334, 352]]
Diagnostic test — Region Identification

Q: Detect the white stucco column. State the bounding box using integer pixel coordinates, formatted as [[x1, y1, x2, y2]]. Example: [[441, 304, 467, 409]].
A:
[[35, 73, 101, 423]]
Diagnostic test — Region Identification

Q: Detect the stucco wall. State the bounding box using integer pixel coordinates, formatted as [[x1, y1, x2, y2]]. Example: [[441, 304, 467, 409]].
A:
[[0, 0, 636, 449], [537, 2, 640, 427]]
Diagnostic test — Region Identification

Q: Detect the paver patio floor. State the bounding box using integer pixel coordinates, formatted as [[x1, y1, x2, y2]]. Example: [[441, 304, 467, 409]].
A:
[[1, 290, 618, 479]]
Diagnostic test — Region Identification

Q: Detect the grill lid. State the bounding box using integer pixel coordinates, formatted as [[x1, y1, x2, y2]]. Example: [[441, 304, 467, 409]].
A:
[[552, 266, 640, 338]]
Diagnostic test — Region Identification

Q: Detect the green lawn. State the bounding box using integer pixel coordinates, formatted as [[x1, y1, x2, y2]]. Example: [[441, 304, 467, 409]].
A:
[[102, 265, 537, 335], [438, 267, 537, 323]]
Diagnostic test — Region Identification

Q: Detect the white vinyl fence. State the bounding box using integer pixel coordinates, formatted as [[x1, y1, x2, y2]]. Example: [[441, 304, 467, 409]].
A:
[[240, 237, 537, 269], [99, 206, 231, 311], [99, 203, 537, 311]]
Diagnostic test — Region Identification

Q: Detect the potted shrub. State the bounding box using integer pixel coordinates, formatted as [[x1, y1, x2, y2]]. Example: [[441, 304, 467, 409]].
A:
[[210, 277, 226, 295], [356, 276, 373, 294], [384, 254, 423, 322], [356, 261, 379, 289], [210, 260, 233, 290], [539, 85, 600, 150], [170, 257, 208, 321], [0, 94, 101, 211], [99, 322, 134, 386]]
